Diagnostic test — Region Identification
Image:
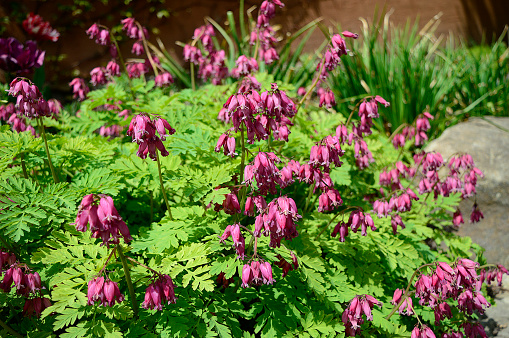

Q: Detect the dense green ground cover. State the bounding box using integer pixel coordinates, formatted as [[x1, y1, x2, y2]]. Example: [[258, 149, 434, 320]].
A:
[[0, 2, 507, 337]]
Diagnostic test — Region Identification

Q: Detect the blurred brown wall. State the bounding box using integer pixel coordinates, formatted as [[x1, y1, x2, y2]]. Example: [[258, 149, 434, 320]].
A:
[[2, 0, 508, 91]]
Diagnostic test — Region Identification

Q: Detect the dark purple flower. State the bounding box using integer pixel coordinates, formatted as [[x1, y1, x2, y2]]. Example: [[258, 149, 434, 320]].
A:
[[0, 38, 45, 75]]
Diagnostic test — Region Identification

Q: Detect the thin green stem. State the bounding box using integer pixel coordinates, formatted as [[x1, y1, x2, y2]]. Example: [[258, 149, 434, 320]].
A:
[[116, 243, 138, 319], [109, 32, 136, 101], [239, 0, 246, 38], [190, 63, 196, 91], [385, 263, 435, 320], [127, 256, 160, 276], [388, 123, 409, 142], [37, 117, 59, 183], [149, 190, 154, 224], [20, 152, 28, 179], [97, 246, 117, 275], [0, 318, 23, 338], [303, 186, 314, 214], [314, 212, 341, 241], [239, 125, 248, 210], [253, 236, 259, 257], [156, 151, 173, 220], [136, 22, 159, 76]]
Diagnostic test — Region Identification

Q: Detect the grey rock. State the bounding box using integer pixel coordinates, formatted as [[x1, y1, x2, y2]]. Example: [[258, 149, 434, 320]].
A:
[[426, 117, 509, 336], [426, 117, 509, 267], [482, 275, 509, 337]]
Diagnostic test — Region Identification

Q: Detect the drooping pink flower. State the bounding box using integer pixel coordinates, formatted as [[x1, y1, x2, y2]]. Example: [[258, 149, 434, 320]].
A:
[[411, 325, 436, 338], [90, 67, 107, 86], [219, 223, 245, 259], [142, 274, 177, 310], [452, 210, 464, 227], [7, 78, 51, 119], [73, 194, 132, 246], [86, 23, 100, 40], [106, 60, 121, 77], [469, 203, 484, 223], [69, 77, 90, 101], [127, 114, 175, 160], [87, 277, 124, 307], [342, 295, 382, 336], [131, 41, 144, 55], [154, 72, 174, 87], [22, 297, 51, 317], [231, 55, 259, 77]]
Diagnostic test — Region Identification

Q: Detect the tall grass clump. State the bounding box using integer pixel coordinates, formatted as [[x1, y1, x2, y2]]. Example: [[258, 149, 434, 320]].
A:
[[330, 10, 509, 137]]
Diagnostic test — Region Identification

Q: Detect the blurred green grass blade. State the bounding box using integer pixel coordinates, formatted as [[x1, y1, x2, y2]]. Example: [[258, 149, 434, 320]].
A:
[[206, 16, 237, 68], [239, 0, 247, 39], [227, 11, 243, 54]]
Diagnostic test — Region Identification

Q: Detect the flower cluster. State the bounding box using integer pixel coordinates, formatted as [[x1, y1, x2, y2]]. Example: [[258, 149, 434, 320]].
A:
[[241, 260, 275, 288], [342, 294, 382, 336], [317, 88, 336, 109], [390, 260, 507, 337], [231, 55, 259, 78], [142, 274, 177, 310], [73, 194, 132, 246], [390, 288, 414, 315], [481, 264, 508, 286], [274, 252, 299, 277], [7, 78, 52, 119], [372, 142, 484, 232], [411, 325, 436, 338], [69, 77, 90, 101], [183, 24, 228, 84], [0, 103, 36, 135], [87, 276, 124, 307], [392, 112, 434, 148], [253, 195, 301, 247], [22, 13, 60, 42], [219, 223, 246, 259], [0, 250, 51, 317], [217, 83, 296, 149], [250, 0, 285, 64], [331, 209, 376, 241], [126, 61, 150, 79], [127, 113, 175, 160], [86, 23, 111, 47], [244, 152, 287, 195], [0, 37, 45, 75], [310, 31, 358, 106]]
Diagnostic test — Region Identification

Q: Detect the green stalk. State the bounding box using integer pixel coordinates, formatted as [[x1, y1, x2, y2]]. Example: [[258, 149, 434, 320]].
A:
[[37, 117, 59, 183], [190, 63, 196, 91], [385, 263, 435, 320], [239, 0, 246, 40], [0, 236, 15, 255], [156, 151, 173, 220], [20, 152, 28, 179], [0, 318, 23, 338], [137, 22, 159, 76], [303, 186, 314, 214], [239, 125, 247, 208], [116, 243, 138, 319], [109, 31, 136, 101]]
